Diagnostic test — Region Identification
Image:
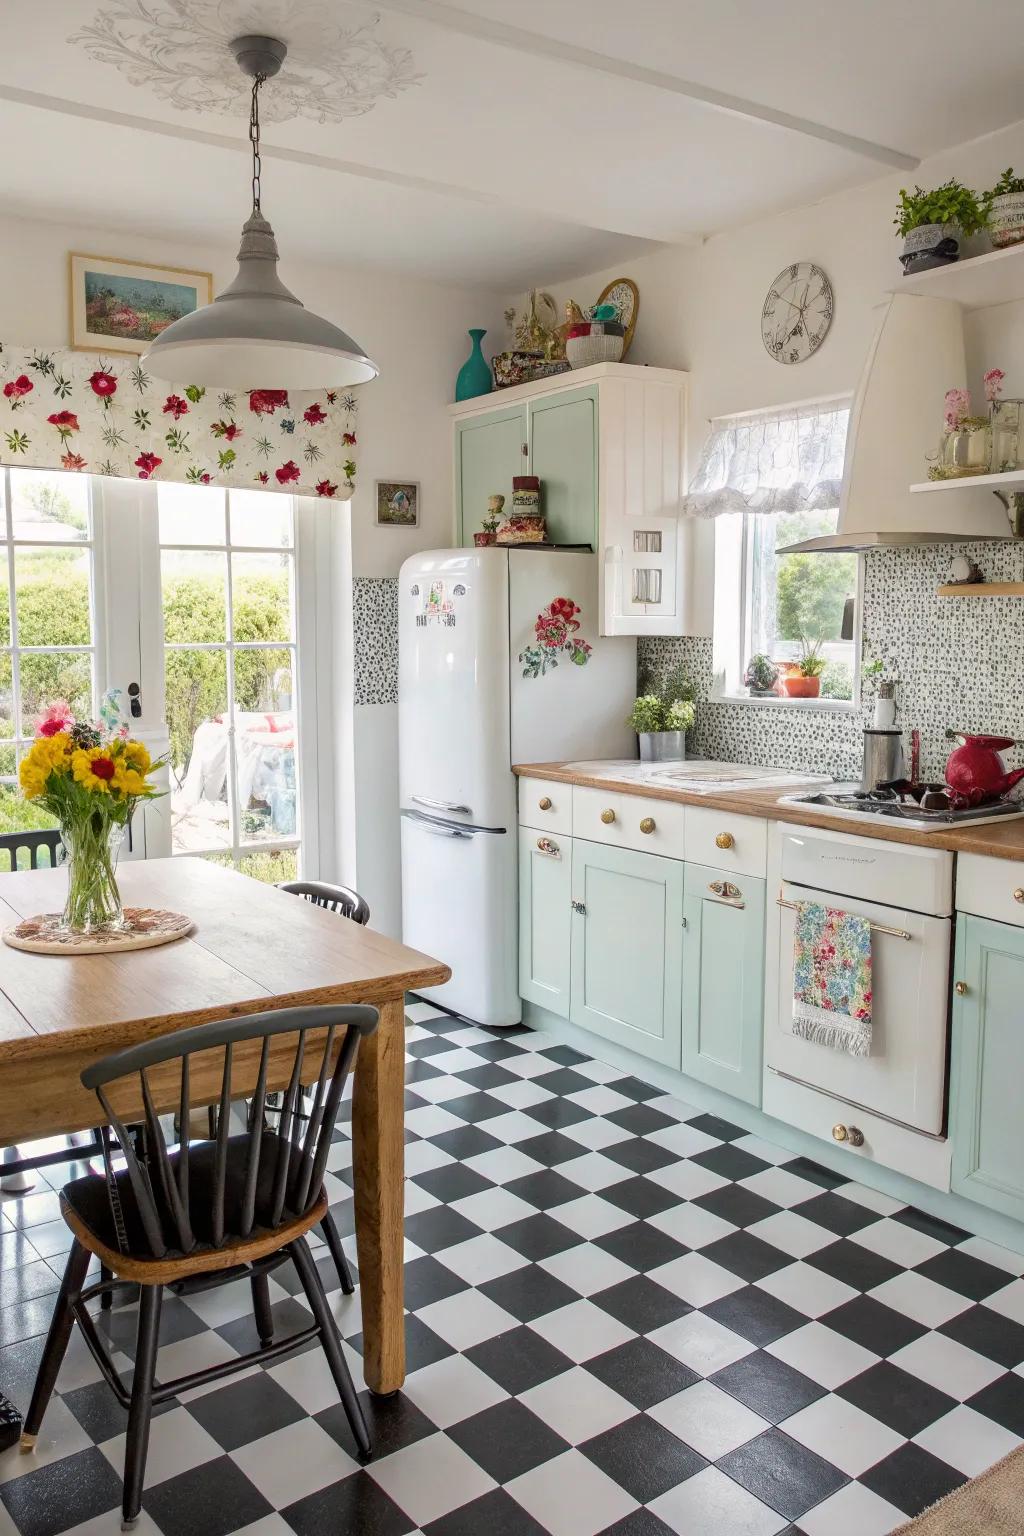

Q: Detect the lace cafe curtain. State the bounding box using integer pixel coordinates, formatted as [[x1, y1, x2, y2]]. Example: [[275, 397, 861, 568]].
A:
[[682, 400, 850, 519]]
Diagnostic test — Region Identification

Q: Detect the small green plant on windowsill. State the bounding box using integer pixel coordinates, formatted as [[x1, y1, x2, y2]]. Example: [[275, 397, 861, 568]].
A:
[[743, 653, 779, 697], [798, 636, 827, 678]]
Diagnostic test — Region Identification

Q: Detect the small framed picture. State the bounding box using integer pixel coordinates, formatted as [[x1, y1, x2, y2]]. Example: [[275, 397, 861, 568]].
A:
[[69, 252, 213, 355], [375, 480, 420, 527]]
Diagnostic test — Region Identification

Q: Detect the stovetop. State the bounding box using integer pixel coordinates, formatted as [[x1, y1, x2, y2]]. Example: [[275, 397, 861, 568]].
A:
[[779, 783, 1024, 832]]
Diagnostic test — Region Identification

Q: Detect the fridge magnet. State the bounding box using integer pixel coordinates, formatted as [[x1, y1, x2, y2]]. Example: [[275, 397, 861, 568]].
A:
[[417, 579, 456, 628], [519, 596, 593, 678], [376, 479, 419, 526]]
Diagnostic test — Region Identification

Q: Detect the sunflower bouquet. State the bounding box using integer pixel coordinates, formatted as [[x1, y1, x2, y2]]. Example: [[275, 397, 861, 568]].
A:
[[19, 694, 165, 934]]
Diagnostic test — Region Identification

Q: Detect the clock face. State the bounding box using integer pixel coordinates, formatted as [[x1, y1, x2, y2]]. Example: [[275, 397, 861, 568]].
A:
[[762, 262, 833, 364]]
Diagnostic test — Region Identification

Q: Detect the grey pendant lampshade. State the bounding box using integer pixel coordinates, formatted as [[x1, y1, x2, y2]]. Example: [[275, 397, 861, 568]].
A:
[[143, 211, 378, 389]]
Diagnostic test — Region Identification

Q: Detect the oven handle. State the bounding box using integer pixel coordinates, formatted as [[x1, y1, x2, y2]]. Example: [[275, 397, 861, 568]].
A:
[[777, 895, 912, 941], [765, 1065, 946, 1141]]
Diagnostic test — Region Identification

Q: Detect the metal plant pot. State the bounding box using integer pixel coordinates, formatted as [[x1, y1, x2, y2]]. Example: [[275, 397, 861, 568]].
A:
[[989, 192, 1024, 249], [638, 730, 687, 762], [900, 222, 960, 274]]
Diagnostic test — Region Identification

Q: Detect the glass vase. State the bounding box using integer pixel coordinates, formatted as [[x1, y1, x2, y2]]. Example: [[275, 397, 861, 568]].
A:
[[60, 817, 125, 934]]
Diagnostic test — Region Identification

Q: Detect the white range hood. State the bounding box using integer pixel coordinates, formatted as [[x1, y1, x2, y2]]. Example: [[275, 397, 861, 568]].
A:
[[781, 294, 1013, 553]]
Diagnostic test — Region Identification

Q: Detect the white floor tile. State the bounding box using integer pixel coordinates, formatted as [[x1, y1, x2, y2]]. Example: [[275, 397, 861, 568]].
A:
[[642, 1094, 701, 1122], [506, 1449, 637, 1536], [565, 1085, 635, 1116], [540, 1242, 637, 1296], [868, 1270, 971, 1329], [957, 1236, 1024, 1275], [501, 1052, 565, 1080], [529, 1298, 634, 1362], [738, 1166, 824, 1209], [650, 1203, 735, 1250], [746, 1210, 837, 1259], [889, 1331, 1005, 1400], [402, 1353, 509, 1430], [647, 1252, 745, 1308], [232, 1418, 357, 1506], [649, 1464, 787, 1536], [445, 1026, 492, 1046], [55, 1329, 115, 1393], [852, 1217, 946, 1268], [488, 1079, 556, 1111], [732, 1134, 793, 1165], [520, 1365, 634, 1443], [648, 1310, 754, 1375], [648, 1160, 729, 1202], [57, 1513, 162, 1536], [986, 1277, 1024, 1326], [798, 1479, 905, 1536], [645, 1122, 719, 1159], [913, 1403, 1023, 1477], [404, 1002, 451, 1024], [561, 1151, 638, 1193], [553, 1194, 634, 1241], [427, 1047, 487, 1074], [405, 1074, 475, 1106], [650, 1380, 769, 1461], [434, 1233, 528, 1285], [156, 1329, 240, 1384], [100, 1406, 221, 1489], [560, 1117, 634, 1151], [268, 1348, 351, 1416], [573, 1059, 628, 1085], [780, 1392, 903, 1477], [415, 1290, 517, 1350], [766, 1321, 879, 1389], [403, 1105, 466, 1139], [0, 1397, 90, 1485], [463, 1145, 544, 1185], [450, 1187, 537, 1231], [368, 1432, 496, 1526], [404, 1181, 442, 1217], [757, 1261, 859, 1318], [404, 1141, 456, 1179], [832, 1182, 905, 1218], [485, 1110, 555, 1145]]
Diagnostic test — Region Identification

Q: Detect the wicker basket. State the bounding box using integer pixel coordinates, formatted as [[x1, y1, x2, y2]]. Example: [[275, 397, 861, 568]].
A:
[[565, 321, 625, 369]]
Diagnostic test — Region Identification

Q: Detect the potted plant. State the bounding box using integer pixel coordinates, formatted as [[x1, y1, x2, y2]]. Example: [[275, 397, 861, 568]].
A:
[[743, 653, 779, 698], [783, 637, 826, 699], [894, 179, 990, 274], [627, 694, 695, 762], [985, 168, 1024, 248]]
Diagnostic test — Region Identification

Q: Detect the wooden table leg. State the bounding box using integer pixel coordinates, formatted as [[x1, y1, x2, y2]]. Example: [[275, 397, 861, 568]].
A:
[[352, 994, 406, 1395]]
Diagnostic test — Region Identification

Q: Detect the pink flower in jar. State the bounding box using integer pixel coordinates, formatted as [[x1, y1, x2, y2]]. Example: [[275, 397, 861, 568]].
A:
[[944, 387, 970, 432], [984, 368, 1006, 403]]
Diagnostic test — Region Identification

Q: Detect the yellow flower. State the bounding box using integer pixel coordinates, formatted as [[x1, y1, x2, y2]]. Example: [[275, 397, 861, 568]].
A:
[[19, 734, 73, 799], [71, 748, 116, 794], [122, 739, 151, 775], [19, 759, 49, 800], [113, 764, 148, 798]]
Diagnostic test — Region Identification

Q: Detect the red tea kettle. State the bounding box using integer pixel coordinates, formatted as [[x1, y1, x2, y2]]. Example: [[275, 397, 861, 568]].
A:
[[945, 733, 1024, 803]]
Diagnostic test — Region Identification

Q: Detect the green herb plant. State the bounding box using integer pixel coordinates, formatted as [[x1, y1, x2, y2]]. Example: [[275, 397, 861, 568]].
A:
[[988, 168, 1024, 199], [797, 636, 827, 678], [893, 180, 990, 238]]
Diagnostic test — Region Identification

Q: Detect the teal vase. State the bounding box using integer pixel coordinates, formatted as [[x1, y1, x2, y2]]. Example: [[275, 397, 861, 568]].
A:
[[455, 328, 492, 401]]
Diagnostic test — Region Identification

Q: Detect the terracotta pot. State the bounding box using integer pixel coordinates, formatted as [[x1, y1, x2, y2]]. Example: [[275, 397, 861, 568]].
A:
[[473, 531, 496, 547], [783, 675, 821, 699]]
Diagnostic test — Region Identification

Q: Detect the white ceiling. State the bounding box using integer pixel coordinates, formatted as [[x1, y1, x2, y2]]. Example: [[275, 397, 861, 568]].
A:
[[0, 0, 1023, 288]]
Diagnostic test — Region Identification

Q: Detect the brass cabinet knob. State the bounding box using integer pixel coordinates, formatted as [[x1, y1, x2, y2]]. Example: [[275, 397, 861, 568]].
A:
[[639, 817, 656, 834], [847, 1126, 865, 1147], [1014, 889, 1024, 904], [601, 808, 616, 825], [955, 981, 968, 996], [538, 796, 552, 811], [715, 831, 735, 850], [832, 1123, 848, 1143]]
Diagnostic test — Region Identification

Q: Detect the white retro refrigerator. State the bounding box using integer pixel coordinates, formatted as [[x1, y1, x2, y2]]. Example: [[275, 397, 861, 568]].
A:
[[399, 548, 636, 1027]]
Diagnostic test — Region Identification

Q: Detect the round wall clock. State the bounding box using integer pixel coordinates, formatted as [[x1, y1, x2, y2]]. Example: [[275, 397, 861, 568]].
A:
[[761, 263, 833, 364]]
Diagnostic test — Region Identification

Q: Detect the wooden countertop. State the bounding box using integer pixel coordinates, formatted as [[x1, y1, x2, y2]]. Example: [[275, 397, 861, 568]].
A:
[[514, 762, 1024, 862]]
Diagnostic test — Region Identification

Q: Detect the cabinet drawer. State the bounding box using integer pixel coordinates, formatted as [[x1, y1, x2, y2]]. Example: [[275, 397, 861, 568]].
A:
[[684, 805, 767, 877], [519, 777, 572, 835], [956, 852, 1024, 929], [573, 785, 684, 856]]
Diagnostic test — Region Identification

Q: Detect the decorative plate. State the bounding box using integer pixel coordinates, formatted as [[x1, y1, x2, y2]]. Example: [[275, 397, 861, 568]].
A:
[[596, 278, 639, 357], [3, 907, 194, 955]]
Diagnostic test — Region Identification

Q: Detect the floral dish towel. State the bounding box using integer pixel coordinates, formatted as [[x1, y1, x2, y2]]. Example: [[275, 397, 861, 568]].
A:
[[792, 900, 873, 1056]]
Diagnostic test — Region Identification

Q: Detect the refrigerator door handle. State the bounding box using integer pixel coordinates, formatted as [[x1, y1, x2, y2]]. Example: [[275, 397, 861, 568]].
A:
[[412, 794, 472, 816], [402, 808, 506, 836], [421, 824, 474, 840]]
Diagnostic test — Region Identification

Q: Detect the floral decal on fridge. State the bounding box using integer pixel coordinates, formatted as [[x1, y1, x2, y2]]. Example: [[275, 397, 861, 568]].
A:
[[519, 597, 593, 679]]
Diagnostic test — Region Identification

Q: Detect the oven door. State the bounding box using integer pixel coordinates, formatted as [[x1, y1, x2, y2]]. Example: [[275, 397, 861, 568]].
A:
[[768, 882, 950, 1134]]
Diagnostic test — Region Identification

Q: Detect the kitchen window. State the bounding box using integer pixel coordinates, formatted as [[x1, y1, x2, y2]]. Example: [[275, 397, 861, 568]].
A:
[[686, 398, 858, 707]]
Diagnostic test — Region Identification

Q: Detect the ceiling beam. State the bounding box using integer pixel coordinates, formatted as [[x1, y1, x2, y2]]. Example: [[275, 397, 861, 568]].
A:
[[374, 0, 920, 172]]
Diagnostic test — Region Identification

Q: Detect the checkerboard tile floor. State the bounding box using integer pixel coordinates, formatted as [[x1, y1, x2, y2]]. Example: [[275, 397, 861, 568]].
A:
[[2, 1002, 1023, 1536]]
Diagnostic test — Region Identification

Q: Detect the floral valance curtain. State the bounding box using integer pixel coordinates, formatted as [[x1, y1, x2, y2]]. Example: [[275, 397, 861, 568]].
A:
[[682, 400, 850, 518], [0, 344, 359, 498]]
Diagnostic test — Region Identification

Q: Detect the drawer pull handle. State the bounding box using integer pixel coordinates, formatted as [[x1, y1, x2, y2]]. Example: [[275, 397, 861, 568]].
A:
[[538, 796, 552, 811], [537, 837, 560, 858], [601, 808, 616, 825], [833, 1123, 865, 1147], [640, 817, 656, 834], [1015, 889, 1024, 904], [955, 980, 968, 996], [715, 831, 735, 850], [572, 899, 586, 915], [708, 879, 745, 908]]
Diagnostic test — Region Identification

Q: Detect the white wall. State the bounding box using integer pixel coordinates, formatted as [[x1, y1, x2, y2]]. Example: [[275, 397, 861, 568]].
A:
[[521, 118, 1024, 634], [0, 210, 506, 928]]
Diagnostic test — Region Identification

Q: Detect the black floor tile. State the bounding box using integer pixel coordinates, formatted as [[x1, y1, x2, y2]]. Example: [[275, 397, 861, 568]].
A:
[[448, 1398, 568, 1481], [595, 1222, 689, 1274], [599, 1511, 680, 1536], [585, 1337, 699, 1409], [319, 1389, 436, 1459], [807, 1237, 902, 1292], [589, 1275, 693, 1334], [838, 1360, 957, 1437], [700, 1231, 792, 1283], [607, 1076, 662, 1103], [504, 1168, 586, 1210], [531, 1067, 594, 1096], [913, 1248, 1011, 1301], [479, 1263, 578, 1323], [793, 1191, 879, 1237], [522, 1097, 592, 1131], [455, 1063, 519, 1091], [0, 1447, 124, 1536], [145, 1455, 273, 1536], [717, 1427, 848, 1521], [514, 1131, 588, 1168], [704, 1285, 808, 1347], [403, 1206, 484, 1254], [428, 1126, 502, 1161], [691, 1145, 771, 1183], [538, 1044, 589, 1065], [441, 1092, 510, 1124], [687, 1113, 746, 1141], [216, 1296, 314, 1357], [694, 1184, 782, 1230], [600, 1176, 680, 1221], [412, 1164, 494, 1203], [965, 1371, 1024, 1436], [402, 1254, 473, 1311], [602, 1138, 679, 1175], [185, 1371, 306, 1451], [892, 1206, 970, 1246], [819, 1295, 928, 1356], [423, 1487, 550, 1536], [284, 1469, 415, 1536], [465, 1325, 572, 1394], [710, 1350, 825, 1422], [580, 1413, 706, 1501], [494, 1213, 581, 1262], [605, 1104, 678, 1136], [938, 1303, 1024, 1367], [860, 1442, 968, 1516], [782, 1158, 847, 1191]]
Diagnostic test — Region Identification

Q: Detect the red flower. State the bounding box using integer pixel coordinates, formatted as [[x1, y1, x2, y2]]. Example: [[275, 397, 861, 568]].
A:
[[342, 431, 357, 445], [162, 394, 188, 420], [549, 597, 580, 625], [90, 756, 116, 781], [256, 471, 269, 484], [315, 479, 338, 497], [47, 410, 79, 432], [303, 402, 327, 426], [275, 460, 301, 485], [249, 389, 289, 416], [135, 451, 162, 479], [60, 451, 87, 471], [3, 374, 33, 401], [211, 420, 241, 440], [88, 370, 118, 398], [197, 472, 212, 484]]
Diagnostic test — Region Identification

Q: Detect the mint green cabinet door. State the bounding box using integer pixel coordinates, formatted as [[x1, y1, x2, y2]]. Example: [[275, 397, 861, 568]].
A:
[[682, 863, 766, 1107], [569, 838, 683, 1067], [528, 388, 598, 549], [950, 914, 1024, 1222], [518, 827, 571, 1018], [455, 405, 527, 545]]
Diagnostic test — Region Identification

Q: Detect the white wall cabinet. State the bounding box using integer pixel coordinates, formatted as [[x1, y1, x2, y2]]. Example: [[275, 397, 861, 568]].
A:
[[451, 363, 689, 636]]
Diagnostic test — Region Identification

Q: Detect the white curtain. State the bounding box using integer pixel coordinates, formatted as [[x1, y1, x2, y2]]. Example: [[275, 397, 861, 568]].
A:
[[683, 400, 850, 518]]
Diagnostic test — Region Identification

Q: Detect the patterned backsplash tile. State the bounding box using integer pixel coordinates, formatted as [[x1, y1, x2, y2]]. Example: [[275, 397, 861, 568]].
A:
[[640, 540, 1024, 783], [353, 576, 399, 706]]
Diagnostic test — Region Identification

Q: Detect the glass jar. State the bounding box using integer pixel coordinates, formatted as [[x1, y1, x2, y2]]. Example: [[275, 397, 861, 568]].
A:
[[942, 420, 991, 475], [990, 400, 1022, 472], [60, 819, 125, 934]]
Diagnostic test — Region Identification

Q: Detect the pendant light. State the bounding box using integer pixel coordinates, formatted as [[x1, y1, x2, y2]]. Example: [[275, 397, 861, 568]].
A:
[[143, 35, 378, 390]]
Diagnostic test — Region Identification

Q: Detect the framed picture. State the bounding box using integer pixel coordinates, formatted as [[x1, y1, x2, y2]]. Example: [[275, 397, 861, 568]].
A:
[[375, 480, 420, 527], [69, 252, 213, 355]]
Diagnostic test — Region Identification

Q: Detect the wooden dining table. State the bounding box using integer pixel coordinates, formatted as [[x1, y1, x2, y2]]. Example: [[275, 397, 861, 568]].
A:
[[0, 856, 450, 1396]]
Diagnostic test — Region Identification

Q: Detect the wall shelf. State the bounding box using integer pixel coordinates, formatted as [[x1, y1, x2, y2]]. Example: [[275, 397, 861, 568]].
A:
[[937, 582, 1024, 596], [910, 469, 1024, 494], [895, 244, 1024, 310]]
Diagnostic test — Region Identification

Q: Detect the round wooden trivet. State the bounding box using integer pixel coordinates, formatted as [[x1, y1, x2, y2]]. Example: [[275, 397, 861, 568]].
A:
[[2, 907, 194, 955]]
